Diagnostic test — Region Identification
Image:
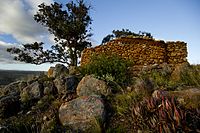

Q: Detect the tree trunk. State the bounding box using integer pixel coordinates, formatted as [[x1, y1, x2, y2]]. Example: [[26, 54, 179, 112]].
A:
[[70, 48, 77, 66]]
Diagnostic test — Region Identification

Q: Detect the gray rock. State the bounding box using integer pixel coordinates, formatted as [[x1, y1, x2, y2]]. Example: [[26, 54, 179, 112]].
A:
[[43, 81, 57, 95], [20, 81, 43, 102], [48, 64, 69, 78], [65, 75, 79, 92], [59, 95, 105, 132], [76, 75, 111, 97], [54, 78, 65, 95], [54, 75, 79, 95], [1, 81, 24, 95]]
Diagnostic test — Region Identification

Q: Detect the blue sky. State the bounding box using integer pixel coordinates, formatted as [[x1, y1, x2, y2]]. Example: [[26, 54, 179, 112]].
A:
[[0, 0, 199, 71]]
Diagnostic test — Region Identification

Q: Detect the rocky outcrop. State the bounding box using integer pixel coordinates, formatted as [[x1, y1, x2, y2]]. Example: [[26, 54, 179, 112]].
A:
[[20, 81, 43, 101], [76, 75, 111, 97], [59, 95, 105, 132], [0, 63, 199, 132], [47, 64, 69, 78], [0, 81, 27, 97], [43, 81, 57, 95], [54, 75, 79, 95]]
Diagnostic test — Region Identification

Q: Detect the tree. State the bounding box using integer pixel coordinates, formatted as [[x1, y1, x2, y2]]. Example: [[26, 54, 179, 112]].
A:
[[101, 29, 153, 44], [7, 0, 92, 66]]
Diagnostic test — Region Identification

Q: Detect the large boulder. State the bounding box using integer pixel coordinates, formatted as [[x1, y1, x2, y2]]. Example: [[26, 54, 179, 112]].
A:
[[54, 75, 79, 95], [43, 81, 57, 95], [47, 64, 69, 78], [152, 88, 200, 109], [0, 95, 20, 118], [76, 75, 111, 97], [171, 88, 200, 108], [1, 81, 27, 97], [20, 81, 43, 102], [59, 95, 105, 132]]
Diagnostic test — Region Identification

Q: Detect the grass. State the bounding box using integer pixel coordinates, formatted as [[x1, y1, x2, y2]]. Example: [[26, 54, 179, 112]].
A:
[[180, 64, 200, 87]]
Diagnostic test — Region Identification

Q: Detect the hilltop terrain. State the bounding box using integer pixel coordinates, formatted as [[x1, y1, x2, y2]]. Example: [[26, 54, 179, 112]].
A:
[[0, 37, 200, 133], [0, 70, 45, 85], [0, 61, 199, 132]]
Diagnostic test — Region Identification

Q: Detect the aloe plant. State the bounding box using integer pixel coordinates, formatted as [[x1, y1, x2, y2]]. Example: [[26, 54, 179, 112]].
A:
[[132, 94, 200, 132]]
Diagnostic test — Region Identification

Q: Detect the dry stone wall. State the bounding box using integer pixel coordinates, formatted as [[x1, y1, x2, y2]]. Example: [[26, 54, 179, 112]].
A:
[[81, 37, 187, 66]]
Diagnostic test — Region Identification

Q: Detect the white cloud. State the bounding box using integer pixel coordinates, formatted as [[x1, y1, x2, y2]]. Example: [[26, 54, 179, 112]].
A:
[[0, 0, 54, 43], [0, 41, 18, 64], [0, 0, 58, 70], [24, 0, 53, 14]]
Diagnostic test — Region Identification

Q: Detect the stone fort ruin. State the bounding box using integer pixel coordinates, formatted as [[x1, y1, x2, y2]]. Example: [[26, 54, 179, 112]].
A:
[[81, 37, 187, 68]]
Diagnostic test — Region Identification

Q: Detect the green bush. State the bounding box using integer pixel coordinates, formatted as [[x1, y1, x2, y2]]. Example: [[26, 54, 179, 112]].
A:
[[139, 66, 178, 91], [180, 65, 200, 87], [80, 54, 133, 86]]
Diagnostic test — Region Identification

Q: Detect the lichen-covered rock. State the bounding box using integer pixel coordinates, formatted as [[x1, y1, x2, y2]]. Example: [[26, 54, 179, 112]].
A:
[[43, 81, 57, 95], [1, 81, 25, 97], [171, 88, 200, 108], [54, 75, 79, 95], [59, 95, 105, 132], [0, 95, 20, 118], [20, 81, 43, 101], [47, 64, 69, 78], [76, 75, 111, 96]]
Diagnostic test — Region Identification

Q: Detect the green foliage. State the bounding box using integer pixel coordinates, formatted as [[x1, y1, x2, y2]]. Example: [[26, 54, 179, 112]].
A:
[[180, 65, 200, 87], [140, 66, 178, 91], [101, 29, 153, 44], [80, 54, 133, 86], [110, 92, 143, 116], [7, 0, 92, 66], [105, 91, 145, 132]]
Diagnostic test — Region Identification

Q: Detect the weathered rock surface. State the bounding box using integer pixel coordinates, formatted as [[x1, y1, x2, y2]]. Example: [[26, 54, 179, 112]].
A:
[[20, 81, 43, 101], [76, 75, 111, 96], [171, 88, 200, 108], [47, 64, 69, 78], [1, 81, 25, 96], [59, 95, 105, 132], [54, 75, 79, 95], [43, 81, 57, 95]]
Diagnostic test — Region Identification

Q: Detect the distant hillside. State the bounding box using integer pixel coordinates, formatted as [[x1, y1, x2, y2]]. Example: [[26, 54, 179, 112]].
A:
[[0, 70, 45, 85]]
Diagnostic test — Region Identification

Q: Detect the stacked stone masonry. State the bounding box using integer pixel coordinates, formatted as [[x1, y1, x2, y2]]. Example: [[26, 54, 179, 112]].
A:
[[81, 37, 187, 66]]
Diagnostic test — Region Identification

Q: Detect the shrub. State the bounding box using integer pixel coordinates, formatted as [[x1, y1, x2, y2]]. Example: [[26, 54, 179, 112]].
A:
[[80, 53, 133, 86], [180, 65, 200, 87], [139, 66, 178, 91], [104, 91, 146, 132]]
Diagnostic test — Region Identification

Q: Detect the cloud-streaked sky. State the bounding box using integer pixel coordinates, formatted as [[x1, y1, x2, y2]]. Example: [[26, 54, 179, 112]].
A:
[[0, 0, 200, 71]]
